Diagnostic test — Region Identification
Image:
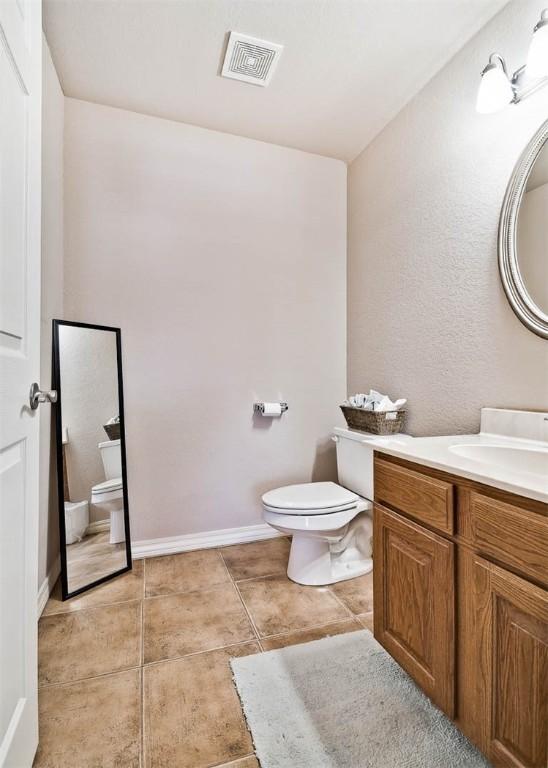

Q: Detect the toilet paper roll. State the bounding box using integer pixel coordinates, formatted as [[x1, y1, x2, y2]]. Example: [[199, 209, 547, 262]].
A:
[[261, 402, 282, 417]]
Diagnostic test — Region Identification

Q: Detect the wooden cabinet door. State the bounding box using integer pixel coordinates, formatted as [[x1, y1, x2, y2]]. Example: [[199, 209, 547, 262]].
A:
[[474, 556, 548, 768], [373, 503, 455, 716]]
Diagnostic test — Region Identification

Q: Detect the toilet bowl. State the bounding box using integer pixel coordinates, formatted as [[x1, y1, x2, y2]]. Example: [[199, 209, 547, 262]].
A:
[[263, 482, 373, 585], [91, 439, 126, 544], [262, 428, 408, 586]]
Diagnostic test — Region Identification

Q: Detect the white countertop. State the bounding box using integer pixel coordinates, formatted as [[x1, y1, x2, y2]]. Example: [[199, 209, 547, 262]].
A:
[[373, 431, 548, 504]]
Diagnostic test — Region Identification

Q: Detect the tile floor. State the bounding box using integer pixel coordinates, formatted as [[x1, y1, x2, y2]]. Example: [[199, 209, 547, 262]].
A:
[[35, 537, 374, 768]]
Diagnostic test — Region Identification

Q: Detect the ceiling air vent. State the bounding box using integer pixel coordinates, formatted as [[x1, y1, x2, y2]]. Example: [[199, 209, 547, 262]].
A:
[[221, 32, 283, 87]]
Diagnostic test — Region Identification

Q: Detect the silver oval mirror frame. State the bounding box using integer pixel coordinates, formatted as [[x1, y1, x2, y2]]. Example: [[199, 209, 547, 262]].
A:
[[499, 120, 548, 339]]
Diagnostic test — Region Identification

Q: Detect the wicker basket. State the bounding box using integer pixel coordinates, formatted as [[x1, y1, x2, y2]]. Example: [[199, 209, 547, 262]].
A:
[[340, 405, 406, 435], [103, 422, 121, 441]]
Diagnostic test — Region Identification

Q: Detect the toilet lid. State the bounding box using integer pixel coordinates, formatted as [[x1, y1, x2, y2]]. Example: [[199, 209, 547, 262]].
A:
[[262, 482, 358, 514], [92, 477, 123, 495]]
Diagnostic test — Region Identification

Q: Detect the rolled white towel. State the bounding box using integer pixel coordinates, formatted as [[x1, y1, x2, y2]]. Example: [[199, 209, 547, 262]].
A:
[[375, 396, 407, 412], [345, 391, 406, 411]]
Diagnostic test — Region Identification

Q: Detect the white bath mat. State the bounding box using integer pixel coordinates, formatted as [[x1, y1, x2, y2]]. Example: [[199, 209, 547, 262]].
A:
[[231, 630, 491, 768]]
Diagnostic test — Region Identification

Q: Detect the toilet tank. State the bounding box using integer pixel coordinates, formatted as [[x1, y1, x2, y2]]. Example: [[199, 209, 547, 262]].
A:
[[99, 439, 122, 479], [333, 427, 406, 501]]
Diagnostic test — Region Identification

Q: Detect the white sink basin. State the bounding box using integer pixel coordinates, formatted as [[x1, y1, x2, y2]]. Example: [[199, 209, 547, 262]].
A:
[[372, 409, 548, 503], [449, 444, 548, 476]]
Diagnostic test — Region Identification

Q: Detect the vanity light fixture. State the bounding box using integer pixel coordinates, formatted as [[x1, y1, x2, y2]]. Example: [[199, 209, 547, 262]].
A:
[[477, 9, 548, 113], [476, 54, 514, 113], [527, 9, 548, 77]]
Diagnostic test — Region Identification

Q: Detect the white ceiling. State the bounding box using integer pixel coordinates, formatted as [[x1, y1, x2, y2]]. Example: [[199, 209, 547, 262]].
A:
[[43, 0, 509, 162]]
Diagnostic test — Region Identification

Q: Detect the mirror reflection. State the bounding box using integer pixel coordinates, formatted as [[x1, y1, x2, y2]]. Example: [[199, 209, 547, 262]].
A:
[[54, 321, 131, 598], [516, 141, 548, 316]]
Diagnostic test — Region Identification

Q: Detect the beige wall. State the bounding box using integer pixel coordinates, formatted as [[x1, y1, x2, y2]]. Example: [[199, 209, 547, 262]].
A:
[[348, 0, 548, 437], [64, 99, 347, 541], [39, 38, 64, 588]]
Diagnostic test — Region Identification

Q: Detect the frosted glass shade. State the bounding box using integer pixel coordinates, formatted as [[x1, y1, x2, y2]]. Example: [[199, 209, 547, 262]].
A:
[[527, 22, 548, 78], [476, 65, 514, 114]]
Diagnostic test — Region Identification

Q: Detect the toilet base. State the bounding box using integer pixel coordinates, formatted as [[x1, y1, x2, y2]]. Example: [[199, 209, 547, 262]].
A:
[[287, 534, 373, 586], [110, 507, 126, 544]]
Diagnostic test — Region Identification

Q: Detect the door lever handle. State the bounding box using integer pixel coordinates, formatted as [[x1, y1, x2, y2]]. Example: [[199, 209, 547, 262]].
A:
[[29, 383, 58, 410]]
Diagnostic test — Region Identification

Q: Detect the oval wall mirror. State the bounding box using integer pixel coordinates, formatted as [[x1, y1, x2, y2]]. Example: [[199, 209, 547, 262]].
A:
[[499, 120, 548, 339]]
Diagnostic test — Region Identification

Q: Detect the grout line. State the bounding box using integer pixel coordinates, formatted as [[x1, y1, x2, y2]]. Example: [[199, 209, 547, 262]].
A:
[[140, 599, 145, 667], [139, 558, 146, 768], [231, 572, 283, 586], [232, 569, 287, 584], [219, 549, 263, 647], [140, 666, 145, 768], [210, 757, 256, 768], [325, 586, 356, 619], [141, 558, 146, 666], [356, 611, 374, 630], [142, 556, 146, 600], [233, 580, 263, 646], [141, 638, 260, 670], [42, 593, 143, 617], [140, 559, 146, 767], [141, 579, 237, 603], [259, 615, 362, 642], [38, 664, 143, 690]]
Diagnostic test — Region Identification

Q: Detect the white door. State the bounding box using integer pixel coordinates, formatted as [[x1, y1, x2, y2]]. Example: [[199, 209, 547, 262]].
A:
[[0, 0, 42, 765]]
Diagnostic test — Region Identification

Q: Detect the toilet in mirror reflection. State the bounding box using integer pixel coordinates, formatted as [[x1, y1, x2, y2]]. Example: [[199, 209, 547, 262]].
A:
[[53, 320, 131, 599]]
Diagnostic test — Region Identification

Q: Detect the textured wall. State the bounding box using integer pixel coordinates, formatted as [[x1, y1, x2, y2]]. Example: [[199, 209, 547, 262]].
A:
[[348, 0, 548, 437], [39, 38, 64, 588], [64, 99, 346, 541]]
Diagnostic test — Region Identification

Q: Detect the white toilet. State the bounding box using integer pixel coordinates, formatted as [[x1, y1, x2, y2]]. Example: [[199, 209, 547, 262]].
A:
[[262, 427, 406, 586], [91, 438, 126, 544]]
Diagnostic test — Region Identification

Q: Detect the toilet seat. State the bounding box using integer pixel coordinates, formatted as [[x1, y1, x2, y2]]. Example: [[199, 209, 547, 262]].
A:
[[93, 477, 122, 493], [91, 477, 123, 501], [263, 500, 358, 515], [262, 481, 359, 515], [264, 499, 371, 532]]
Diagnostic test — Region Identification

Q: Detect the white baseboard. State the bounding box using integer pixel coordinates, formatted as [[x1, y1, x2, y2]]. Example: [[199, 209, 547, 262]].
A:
[[132, 522, 281, 559], [37, 558, 61, 618]]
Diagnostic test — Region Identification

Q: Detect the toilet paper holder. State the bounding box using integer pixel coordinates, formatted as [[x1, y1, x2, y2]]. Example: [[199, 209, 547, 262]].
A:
[[254, 402, 288, 415]]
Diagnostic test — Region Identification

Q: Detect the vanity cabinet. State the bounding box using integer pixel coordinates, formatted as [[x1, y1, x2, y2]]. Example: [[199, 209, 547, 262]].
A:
[[373, 454, 548, 768]]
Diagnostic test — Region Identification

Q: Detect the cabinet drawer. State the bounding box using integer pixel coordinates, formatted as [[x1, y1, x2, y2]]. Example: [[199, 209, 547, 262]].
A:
[[374, 457, 454, 535], [471, 492, 548, 587]]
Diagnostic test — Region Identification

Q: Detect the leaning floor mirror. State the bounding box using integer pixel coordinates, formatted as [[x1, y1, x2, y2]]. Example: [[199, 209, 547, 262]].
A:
[[52, 320, 132, 599]]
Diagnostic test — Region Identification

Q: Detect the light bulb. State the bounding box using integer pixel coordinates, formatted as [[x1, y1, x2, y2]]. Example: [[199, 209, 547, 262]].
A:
[[527, 11, 548, 78], [476, 62, 514, 114]]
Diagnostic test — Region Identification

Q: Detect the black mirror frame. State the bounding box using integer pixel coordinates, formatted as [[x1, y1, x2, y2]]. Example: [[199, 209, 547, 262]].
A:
[[52, 319, 132, 600]]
